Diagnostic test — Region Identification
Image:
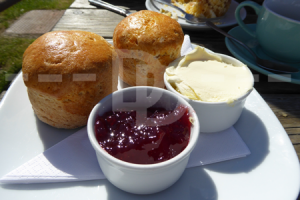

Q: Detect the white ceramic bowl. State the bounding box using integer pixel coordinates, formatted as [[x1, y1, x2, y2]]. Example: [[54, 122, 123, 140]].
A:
[[164, 53, 254, 133], [87, 86, 200, 194]]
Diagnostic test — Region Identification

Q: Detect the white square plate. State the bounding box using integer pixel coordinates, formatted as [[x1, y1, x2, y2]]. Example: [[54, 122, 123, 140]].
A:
[[0, 60, 299, 200]]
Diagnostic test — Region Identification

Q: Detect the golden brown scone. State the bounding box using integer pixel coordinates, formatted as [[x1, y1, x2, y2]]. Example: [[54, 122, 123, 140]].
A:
[[172, 0, 231, 18], [113, 10, 184, 88], [22, 31, 118, 129]]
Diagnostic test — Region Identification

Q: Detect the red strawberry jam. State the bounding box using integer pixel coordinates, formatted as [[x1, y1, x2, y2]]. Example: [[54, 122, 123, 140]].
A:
[[94, 105, 192, 164]]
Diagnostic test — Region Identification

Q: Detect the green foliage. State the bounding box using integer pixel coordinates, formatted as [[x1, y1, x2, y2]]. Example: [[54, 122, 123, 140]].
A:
[[0, 37, 35, 92]]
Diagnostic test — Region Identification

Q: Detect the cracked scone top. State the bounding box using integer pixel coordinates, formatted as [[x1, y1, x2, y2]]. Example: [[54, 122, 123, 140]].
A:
[[113, 10, 184, 88], [22, 31, 118, 129]]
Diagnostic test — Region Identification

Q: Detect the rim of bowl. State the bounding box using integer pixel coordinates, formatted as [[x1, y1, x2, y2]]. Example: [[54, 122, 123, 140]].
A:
[[164, 52, 255, 105], [87, 86, 200, 170]]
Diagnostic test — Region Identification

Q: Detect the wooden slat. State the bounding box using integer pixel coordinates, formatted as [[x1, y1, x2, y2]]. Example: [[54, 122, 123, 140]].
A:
[[293, 145, 300, 161], [70, 0, 96, 9], [261, 94, 300, 129], [261, 94, 300, 161], [261, 94, 300, 117], [52, 9, 125, 38], [289, 134, 300, 144], [286, 128, 300, 135]]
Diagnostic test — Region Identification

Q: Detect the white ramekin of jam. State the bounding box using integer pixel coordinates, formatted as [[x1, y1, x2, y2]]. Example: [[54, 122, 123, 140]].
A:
[[87, 86, 200, 194]]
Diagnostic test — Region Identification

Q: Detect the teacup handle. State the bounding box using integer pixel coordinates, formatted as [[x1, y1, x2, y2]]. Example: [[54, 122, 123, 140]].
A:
[[235, 1, 262, 38]]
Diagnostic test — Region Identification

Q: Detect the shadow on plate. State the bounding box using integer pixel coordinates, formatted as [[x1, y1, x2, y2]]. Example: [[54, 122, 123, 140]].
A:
[[1, 179, 106, 190], [104, 167, 217, 200], [204, 108, 270, 173], [35, 115, 81, 150], [35, 116, 107, 181]]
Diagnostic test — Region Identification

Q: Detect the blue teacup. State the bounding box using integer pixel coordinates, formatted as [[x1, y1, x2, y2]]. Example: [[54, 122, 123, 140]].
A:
[[235, 0, 300, 63]]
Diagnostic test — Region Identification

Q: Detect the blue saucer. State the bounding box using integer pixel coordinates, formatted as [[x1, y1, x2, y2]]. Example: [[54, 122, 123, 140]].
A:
[[225, 24, 300, 84]]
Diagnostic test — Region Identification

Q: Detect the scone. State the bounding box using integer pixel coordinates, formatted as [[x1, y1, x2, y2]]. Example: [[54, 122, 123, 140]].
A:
[[172, 0, 231, 18], [113, 10, 184, 88], [22, 31, 118, 129]]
